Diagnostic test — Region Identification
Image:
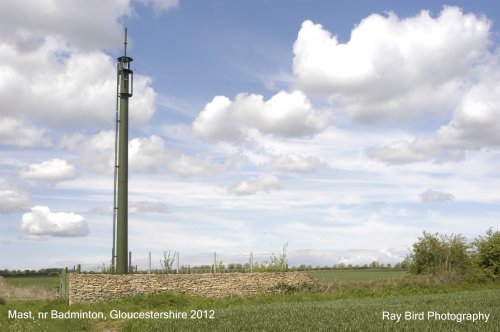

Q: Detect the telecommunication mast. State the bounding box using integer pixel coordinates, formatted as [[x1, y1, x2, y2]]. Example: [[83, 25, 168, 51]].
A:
[[112, 28, 133, 274]]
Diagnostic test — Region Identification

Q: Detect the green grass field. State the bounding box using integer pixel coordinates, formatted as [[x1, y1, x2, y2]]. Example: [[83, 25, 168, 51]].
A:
[[121, 289, 499, 331], [0, 271, 498, 331], [3, 276, 59, 291], [303, 269, 407, 282]]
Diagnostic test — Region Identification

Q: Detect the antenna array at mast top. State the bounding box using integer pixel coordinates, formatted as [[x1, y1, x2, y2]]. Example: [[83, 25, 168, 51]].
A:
[[124, 27, 128, 57]]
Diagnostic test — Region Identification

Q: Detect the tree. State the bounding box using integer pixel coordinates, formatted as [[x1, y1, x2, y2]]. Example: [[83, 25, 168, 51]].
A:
[[270, 242, 288, 271], [472, 228, 500, 279], [160, 250, 176, 273], [407, 231, 471, 275], [215, 260, 225, 272]]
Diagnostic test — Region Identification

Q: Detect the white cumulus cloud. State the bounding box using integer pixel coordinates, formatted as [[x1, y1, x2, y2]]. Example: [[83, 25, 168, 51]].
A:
[[228, 174, 281, 196], [66, 131, 116, 174], [0, 0, 132, 50], [0, 43, 156, 127], [193, 90, 330, 141], [65, 131, 233, 177], [129, 135, 231, 177], [367, 63, 500, 164], [0, 118, 52, 148], [437, 68, 500, 150], [193, 96, 245, 142], [0, 1, 156, 131], [19, 159, 77, 183], [20, 206, 89, 238], [293, 7, 491, 123]]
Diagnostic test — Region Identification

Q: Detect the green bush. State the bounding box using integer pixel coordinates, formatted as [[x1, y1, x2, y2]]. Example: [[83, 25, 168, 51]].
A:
[[472, 228, 500, 279], [407, 231, 471, 275]]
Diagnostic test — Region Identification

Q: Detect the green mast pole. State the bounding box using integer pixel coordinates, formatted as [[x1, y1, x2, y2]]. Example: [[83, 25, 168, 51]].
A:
[[116, 28, 133, 274]]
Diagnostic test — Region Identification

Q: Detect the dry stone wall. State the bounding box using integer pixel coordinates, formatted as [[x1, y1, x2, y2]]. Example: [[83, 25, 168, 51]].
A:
[[68, 272, 317, 304]]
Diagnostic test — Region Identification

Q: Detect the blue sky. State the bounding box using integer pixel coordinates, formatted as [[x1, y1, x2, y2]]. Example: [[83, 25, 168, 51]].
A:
[[1, 0, 499, 270]]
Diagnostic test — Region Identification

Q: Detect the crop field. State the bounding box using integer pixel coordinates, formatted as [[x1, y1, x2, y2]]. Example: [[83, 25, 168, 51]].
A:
[[121, 289, 499, 331], [0, 276, 58, 303], [0, 273, 498, 331], [303, 269, 407, 282], [3, 276, 59, 291]]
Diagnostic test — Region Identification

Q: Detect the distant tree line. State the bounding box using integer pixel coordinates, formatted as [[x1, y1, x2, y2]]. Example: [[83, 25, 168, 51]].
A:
[[290, 261, 409, 272], [0, 268, 61, 277]]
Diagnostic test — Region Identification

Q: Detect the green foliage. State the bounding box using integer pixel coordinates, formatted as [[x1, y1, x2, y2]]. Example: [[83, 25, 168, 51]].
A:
[[272, 281, 302, 294], [406, 229, 500, 280], [160, 250, 176, 273], [100, 263, 113, 274], [270, 242, 289, 271], [407, 231, 471, 275], [271, 281, 314, 294], [215, 260, 225, 272], [472, 228, 500, 279], [399, 259, 411, 270]]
